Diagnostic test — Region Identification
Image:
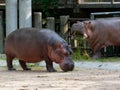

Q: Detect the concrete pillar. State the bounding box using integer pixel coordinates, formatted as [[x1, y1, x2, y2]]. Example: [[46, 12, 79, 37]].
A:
[[47, 17, 55, 31], [34, 12, 42, 29], [60, 15, 69, 34], [6, 0, 17, 36], [0, 11, 4, 53], [19, 0, 32, 28]]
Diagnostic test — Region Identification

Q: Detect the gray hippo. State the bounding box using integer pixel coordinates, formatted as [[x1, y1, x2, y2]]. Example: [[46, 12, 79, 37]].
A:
[[71, 17, 120, 59], [5, 28, 74, 72]]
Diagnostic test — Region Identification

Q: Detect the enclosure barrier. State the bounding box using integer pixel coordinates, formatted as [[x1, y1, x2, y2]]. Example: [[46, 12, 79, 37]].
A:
[[34, 12, 42, 29], [2, 9, 120, 56], [47, 17, 55, 31]]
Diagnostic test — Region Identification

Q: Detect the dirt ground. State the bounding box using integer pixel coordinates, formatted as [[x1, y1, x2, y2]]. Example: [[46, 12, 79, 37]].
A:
[[0, 65, 120, 90]]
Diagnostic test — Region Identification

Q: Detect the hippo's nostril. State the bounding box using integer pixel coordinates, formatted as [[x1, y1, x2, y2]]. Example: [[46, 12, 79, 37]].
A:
[[64, 63, 69, 67]]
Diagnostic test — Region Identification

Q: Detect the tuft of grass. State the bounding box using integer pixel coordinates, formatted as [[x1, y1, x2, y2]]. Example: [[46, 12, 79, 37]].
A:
[[28, 63, 40, 67], [72, 49, 91, 61]]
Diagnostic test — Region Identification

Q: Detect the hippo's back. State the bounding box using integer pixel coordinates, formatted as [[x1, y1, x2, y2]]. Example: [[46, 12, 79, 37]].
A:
[[5, 28, 55, 62]]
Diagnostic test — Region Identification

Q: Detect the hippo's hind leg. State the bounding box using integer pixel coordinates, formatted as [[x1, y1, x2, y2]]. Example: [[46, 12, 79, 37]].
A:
[[45, 58, 57, 72], [19, 60, 31, 70], [92, 44, 101, 59], [6, 54, 16, 70]]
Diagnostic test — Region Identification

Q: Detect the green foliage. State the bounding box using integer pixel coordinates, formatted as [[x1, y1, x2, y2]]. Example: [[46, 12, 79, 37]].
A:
[[32, 0, 58, 17], [72, 49, 91, 61], [71, 35, 91, 60], [71, 49, 81, 60]]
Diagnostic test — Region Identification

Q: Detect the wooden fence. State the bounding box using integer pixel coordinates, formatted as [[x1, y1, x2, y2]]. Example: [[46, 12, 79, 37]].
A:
[[0, 11, 120, 57]]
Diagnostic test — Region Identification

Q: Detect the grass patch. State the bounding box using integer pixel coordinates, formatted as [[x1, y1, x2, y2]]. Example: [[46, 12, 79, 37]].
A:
[[72, 49, 120, 62], [71, 48, 91, 61], [0, 57, 6, 60], [96, 57, 120, 62]]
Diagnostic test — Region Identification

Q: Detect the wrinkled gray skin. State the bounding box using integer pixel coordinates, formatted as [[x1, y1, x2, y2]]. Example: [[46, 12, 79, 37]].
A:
[[71, 18, 120, 59], [5, 28, 74, 72]]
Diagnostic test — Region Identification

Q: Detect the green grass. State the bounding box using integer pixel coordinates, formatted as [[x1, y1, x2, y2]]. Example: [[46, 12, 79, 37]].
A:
[[0, 57, 6, 60], [95, 57, 120, 62], [72, 55, 120, 62], [71, 50, 120, 62]]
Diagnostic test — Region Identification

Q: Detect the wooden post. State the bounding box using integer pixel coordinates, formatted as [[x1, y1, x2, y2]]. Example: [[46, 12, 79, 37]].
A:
[[34, 12, 42, 29], [60, 15, 69, 35], [47, 17, 55, 31], [0, 11, 4, 53], [6, 0, 17, 36], [19, 0, 32, 28]]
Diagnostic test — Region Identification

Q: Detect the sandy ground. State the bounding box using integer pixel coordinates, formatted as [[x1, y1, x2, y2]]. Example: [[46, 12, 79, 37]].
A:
[[0, 64, 120, 90]]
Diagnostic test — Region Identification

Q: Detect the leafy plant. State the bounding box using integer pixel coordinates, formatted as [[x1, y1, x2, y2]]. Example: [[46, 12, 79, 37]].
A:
[[32, 0, 58, 17]]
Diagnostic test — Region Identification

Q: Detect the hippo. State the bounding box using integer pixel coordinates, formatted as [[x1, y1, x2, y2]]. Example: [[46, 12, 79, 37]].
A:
[[71, 17, 120, 59], [5, 28, 74, 72]]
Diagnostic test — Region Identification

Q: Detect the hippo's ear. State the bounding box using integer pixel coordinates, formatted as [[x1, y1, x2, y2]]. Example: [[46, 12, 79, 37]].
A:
[[87, 21, 95, 31], [83, 21, 92, 29], [83, 21, 91, 25]]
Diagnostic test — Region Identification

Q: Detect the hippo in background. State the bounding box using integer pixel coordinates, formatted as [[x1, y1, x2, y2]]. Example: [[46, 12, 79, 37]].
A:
[[71, 17, 120, 59], [5, 28, 74, 72]]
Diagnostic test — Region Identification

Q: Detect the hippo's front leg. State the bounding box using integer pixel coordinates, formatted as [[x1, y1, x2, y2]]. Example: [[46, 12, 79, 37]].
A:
[[45, 58, 57, 72], [19, 60, 31, 70]]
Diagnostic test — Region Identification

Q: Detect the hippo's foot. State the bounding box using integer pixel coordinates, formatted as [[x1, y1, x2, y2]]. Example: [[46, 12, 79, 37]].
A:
[[47, 68, 57, 72], [8, 68, 16, 71], [92, 55, 101, 59], [19, 60, 31, 71], [92, 52, 101, 59], [23, 68, 31, 71], [45, 59, 57, 72]]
